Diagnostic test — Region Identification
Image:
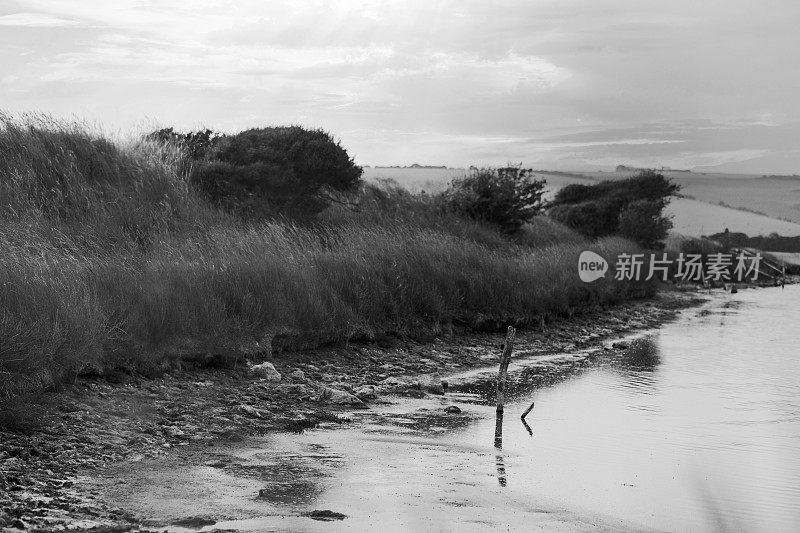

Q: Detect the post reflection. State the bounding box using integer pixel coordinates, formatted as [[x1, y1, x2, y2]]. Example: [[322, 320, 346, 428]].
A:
[[494, 410, 507, 486]]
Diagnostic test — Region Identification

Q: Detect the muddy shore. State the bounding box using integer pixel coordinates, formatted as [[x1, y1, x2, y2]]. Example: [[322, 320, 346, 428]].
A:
[[0, 290, 705, 532]]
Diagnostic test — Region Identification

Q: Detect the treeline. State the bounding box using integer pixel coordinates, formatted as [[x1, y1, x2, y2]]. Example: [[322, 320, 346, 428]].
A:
[[707, 231, 800, 253]]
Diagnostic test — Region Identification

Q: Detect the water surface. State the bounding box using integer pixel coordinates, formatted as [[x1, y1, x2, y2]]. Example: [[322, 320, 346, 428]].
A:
[[155, 286, 800, 532]]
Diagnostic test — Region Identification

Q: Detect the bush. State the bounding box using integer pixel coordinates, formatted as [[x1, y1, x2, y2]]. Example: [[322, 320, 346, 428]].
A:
[[547, 200, 606, 239], [549, 169, 679, 248], [147, 127, 222, 160], [441, 166, 547, 233], [618, 199, 673, 250], [193, 126, 363, 218]]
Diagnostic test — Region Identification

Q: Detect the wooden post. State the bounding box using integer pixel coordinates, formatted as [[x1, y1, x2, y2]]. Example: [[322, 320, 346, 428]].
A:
[[494, 410, 504, 449], [496, 326, 516, 414]]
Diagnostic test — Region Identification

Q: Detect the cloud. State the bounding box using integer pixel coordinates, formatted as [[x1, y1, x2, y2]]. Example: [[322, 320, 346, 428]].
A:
[[0, 12, 78, 27], [1, 1, 799, 170]]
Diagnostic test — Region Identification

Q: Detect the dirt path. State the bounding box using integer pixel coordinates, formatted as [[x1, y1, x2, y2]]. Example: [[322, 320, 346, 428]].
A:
[[0, 291, 703, 532]]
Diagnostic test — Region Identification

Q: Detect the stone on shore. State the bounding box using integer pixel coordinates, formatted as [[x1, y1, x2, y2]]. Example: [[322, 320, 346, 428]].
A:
[[353, 385, 377, 400], [318, 387, 364, 406], [239, 405, 268, 419], [250, 362, 281, 382], [421, 376, 445, 395]]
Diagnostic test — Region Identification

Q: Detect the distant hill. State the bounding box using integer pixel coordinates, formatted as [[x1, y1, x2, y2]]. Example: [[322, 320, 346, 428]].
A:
[[692, 154, 800, 176], [374, 164, 453, 169]]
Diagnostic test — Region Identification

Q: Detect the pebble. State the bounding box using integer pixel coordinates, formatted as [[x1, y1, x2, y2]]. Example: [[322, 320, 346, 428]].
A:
[[353, 386, 377, 400], [249, 362, 281, 382], [318, 387, 364, 406]]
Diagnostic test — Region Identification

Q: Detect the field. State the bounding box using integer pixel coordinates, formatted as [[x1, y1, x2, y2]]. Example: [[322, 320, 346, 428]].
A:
[[582, 171, 800, 224], [667, 197, 800, 236], [362, 167, 466, 194], [365, 168, 800, 238], [765, 252, 800, 267]]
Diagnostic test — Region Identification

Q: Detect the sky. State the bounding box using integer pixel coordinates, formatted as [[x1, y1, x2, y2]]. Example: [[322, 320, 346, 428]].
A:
[[1, 0, 799, 171]]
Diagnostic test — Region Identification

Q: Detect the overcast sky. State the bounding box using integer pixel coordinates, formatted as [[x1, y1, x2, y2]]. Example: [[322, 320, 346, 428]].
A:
[[1, 0, 799, 171]]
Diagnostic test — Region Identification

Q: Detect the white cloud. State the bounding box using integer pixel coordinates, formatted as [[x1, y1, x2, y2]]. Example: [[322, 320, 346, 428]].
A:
[[0, 12, 78, 27], [1, 1, 799, 170]]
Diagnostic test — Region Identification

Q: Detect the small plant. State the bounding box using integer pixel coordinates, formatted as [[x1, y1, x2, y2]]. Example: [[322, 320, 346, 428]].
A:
[[442, 166, 547, 233]]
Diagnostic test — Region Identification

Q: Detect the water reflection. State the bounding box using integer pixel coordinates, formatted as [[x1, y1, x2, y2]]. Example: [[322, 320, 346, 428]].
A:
[[484, 287, 800, 532], [618, 335, 661, 370], [456, 358, 595, 407], [495, 454, 507, 487], [366, 407, 476, 433], [186, 286, 800, 533]]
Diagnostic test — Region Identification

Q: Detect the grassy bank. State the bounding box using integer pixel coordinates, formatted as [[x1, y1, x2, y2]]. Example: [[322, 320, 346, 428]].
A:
[[0, 116, 655, 402]]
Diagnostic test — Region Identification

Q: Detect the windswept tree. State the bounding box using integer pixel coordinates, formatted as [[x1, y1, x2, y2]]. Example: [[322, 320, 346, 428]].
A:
[[442, 166, 547, 233]]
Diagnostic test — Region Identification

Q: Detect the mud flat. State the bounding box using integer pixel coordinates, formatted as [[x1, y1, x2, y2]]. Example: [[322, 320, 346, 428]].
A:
[[0, 290, 703, 532]]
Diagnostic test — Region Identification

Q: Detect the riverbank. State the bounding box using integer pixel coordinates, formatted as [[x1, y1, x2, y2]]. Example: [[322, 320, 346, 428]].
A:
[[0, 289, 704, 531], [2, 117, 662, 407]]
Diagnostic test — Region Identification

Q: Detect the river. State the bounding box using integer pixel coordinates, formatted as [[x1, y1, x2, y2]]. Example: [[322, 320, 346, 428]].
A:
[[116, 286, 800, 532]]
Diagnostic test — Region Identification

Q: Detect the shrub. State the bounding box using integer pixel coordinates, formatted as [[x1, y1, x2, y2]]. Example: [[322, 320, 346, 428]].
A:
[[192, 126, 363, 218], [618, 199, 673, 250], [547, 200, 606, 239], [441, 166, 547, 233], [549, 169, 679, 248], [147, 127, 223, 160], [553, 170, 678, 208]]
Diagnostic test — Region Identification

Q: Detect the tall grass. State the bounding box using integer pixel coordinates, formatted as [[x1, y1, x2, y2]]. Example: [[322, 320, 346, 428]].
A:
[[0, 115, 656, 401]]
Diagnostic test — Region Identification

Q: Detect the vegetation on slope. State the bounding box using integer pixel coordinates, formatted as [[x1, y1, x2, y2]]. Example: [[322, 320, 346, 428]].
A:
[[549, 170, 679, 248], [0, 116, 656, 406]]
